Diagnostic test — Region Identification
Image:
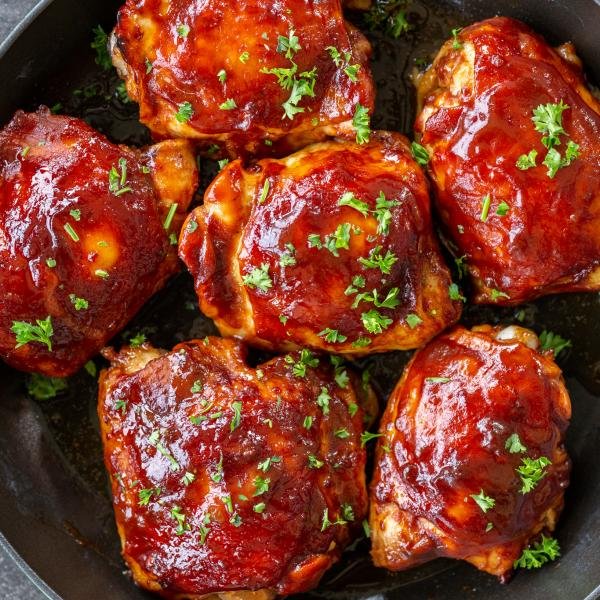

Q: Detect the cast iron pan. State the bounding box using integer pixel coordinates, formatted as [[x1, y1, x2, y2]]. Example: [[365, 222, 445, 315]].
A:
[[0, 0, 600, 598]]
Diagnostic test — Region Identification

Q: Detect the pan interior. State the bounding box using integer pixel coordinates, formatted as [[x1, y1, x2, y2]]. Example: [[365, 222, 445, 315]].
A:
[[0, 1, 599, 599]]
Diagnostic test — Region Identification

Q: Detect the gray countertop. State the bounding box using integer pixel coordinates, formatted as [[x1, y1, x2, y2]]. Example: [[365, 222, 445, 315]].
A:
[[0, 2, 48, 597]]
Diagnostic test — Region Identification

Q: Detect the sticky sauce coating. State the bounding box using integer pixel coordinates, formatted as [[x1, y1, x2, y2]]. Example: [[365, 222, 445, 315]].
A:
[[112, 0, 374, 155], [370, 325, 571, 579], [415, 17, 600, 305], [179, 133, 461, 356], [98, 337, 368, 597], [0, 108, 197, 376]]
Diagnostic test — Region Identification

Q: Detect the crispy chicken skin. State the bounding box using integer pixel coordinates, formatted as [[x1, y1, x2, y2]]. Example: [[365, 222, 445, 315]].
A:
[[179, 133, 461, 355], [111, 0, 374, 156], [98, 337, 369, 598], [370, 325, 571, 580], [0, 108, 197, 377], [415, 17, 600, 305]]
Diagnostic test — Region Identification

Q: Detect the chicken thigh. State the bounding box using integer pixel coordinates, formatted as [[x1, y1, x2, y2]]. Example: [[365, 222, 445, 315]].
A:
[[111, 0, 375, 156], [415, 17, 600, 305], [0, 108, 197, 376], [98, 337, 370, 598], [370, 325, 571, 579], [179, 133, 461, 355]]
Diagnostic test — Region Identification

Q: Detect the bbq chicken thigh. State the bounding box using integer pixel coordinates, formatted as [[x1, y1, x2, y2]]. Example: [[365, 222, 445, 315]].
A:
[[370, 325, 571, 580], [98, 337, 370, 598], [0, 108, 197, 377], [111, 0, 375, 156], [179, 133, 461, 356], [415, 17, 600, 305]]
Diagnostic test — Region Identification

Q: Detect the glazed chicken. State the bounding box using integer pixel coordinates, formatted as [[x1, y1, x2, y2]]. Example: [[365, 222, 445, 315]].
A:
[[415, 17, 600, 305], [370, 325, 571, 580], [98, 336, 370, 598], [111, 0, 374, 156], [179, 133, 461, 356], [0, 108, 197, 377]]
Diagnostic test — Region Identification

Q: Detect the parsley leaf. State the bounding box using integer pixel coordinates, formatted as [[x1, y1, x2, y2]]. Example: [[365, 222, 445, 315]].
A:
[[253, 475, 270, 496], [91, 26, 112, 71], [470, 490, 496, 513], [448, 283, 466, 302], [411, 141, 430, 166], [242, 263, 272, 292], [170, 506, 190, 535], [361, 309, 393, 334], [532, 101, 568, 149], [539, 330, 571, 357], [405, 313, 423, 329], [353, 104, 371, 144], [69, 294, 89, 311], [516, 149, 538, 170], [451, 27, 463, 50], [175, 101, 194, 123], [338, 192, 370, 217], [374, 191, 400, 235], [516, 456, 552, 494], [26, 374, 67, 400], [358, 246, 398, 275], [277, 29, 301, 59], [286, 349, 319, 378], [12, 317, 53, 351], [316, 387, 331, 415], [514, 535, 560, 569], [219, 98, 237, 111], [360, 431, 383, 447], [318, 328, 348, 343], [505, 433, 527, 454], [230, 401, 243, 432]]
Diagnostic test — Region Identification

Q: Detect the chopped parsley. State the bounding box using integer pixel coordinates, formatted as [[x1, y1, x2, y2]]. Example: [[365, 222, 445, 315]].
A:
[[253, 476, 270, 496], [316, 387, 331, 415], [280, 242, 296, 267], [277, 29, 301, 59], [496, 201, 510, 216], [69, 209, 81, 221], [46, 258, 57, 268], [345, 274, 366, 296], [411, 141, 430, 166], [470, 490, 496, 513], [480, 194, 491, 222], [533, 101, 568, 149], [230, 401, 243, 432], [338, 192, 369, 217], [181, 471, 195, 486], [360, 431, 383, 447], [26, 374, 67, 400], [335, 428, 350, 439], [539, 330, 571, 357], [170, 506, 190, 535], [505, 433, 527, 454], [352, 287, 400, 310], [448, 283, 466, 302], [108, 158, 132, 196], [91, 26, 112, 71], [303, 415, 314, 429], [129, 333, 146, 347], [286, 349, 319, 377], [514, 535, 560, 569], [176, 24, 190, 38], [352, 337, 372, 348], [318, 328, 348, 344], [352, 104, 371, 144], [405, 313, 423, 329], [239, 51, 250, 64], [217, 69, 227, 83], [219, 98, 237, 111], [321, 508, 333, 531], [175, 101, 194, 123], [11, 317, 53, 351], [490, 288, 510, 302], [361, 309, 393, 334], [451, 27, 463, 50], [258, 456, 281, 472], [191, 380, 203, 394], [253, 502, 266, 513], [516, 149, 538, 170], [374, 191, 400, 235], [242, 263, 272, 292], [308, 454, 324, 469], [63, 223, 79, 242], [516, 456, 552, 494], [259, 179, 270, 204], [148, 430, 180, 472], [69, 294, 88, 311], [138, 487, 160, 506], [358, 246, 398, 274]]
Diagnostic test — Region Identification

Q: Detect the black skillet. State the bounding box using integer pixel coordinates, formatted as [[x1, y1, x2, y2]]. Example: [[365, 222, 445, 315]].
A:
[[0, 0, 599, 598]]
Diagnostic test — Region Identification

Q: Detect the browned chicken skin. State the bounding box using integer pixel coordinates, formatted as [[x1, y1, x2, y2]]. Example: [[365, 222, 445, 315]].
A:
[[179, 133, 461, 356], [99, 337, 371, 598], [415, 17, 600, 305], [0, 108, 197, 376], [370, 325, 571, 580], [111, 0, 375, 156]]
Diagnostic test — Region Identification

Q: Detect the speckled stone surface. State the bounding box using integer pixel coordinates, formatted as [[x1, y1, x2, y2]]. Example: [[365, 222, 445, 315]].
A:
[[0, 3, 50, 597]]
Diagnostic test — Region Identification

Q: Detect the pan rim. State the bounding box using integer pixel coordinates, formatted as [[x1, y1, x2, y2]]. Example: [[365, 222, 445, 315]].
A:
[[0, 1, 600, 599]]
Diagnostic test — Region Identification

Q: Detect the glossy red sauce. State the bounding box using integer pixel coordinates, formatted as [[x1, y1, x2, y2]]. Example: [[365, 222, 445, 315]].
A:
[[114, 0, 374, 152], [0, 108, 191, 376], [179, 134, 461, 354], [99, 337, 368, 596], [372, 326, 571, 565], [417, 17, 600, 304]]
